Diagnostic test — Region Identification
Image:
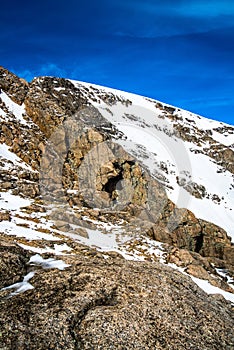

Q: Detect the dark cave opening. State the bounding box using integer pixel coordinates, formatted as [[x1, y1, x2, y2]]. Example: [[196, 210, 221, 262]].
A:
[[101, 160, 136, 198], [195, 234, 204, 253], [103, 173, 124, 196]]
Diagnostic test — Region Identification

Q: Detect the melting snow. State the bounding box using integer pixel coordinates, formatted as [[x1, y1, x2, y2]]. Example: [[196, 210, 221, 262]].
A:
[[191, 276, 234, 304], [215, 268, 234, 288], [0, 91, 27, 125], [169, 263, 234, 304], [29, 254, 70, 270], [0, 143, 33, 170], [0, 192, 32, 210], [0, 219, 61, 241], [18, 243, 73, 255], [1, 272, 35, 297]]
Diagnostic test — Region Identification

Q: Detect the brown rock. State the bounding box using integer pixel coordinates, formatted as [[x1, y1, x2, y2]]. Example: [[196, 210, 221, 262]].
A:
[[224, 246, 234, 266], [0, 247, 233, 349], [0, 211, 11, 222], [71, 227, 89, 238], [167, 248, 194, 267], [0, 241, 31, 289], [186, 264, 211, 280], [0, 66, 29, 105]]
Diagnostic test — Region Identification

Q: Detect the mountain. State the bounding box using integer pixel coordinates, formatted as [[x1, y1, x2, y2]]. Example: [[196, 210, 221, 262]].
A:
[[0, 66, 233, 349]]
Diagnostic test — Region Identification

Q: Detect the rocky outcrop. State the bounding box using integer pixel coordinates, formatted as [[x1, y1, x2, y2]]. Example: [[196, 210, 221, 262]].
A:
[[206, 144, 234, 174], [0, 67, 233, 268], [0, 240, 30, 289], [0, 211, 11, 222], [0, 241, 233, 350], [174, 119, 234, 174], [167, 246, 233, 292], [0, 66, 29, 105], [199, 220, 232, 258], [0, 67, 233, 349], [176, 176, 207, 199], [24, 77, 88, 137], [151, 208, 233, 266]]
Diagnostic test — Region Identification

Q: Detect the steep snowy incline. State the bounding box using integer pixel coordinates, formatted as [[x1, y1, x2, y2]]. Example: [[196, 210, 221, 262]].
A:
[[71, 80, 234, 240], [0, 68, 233, 307]]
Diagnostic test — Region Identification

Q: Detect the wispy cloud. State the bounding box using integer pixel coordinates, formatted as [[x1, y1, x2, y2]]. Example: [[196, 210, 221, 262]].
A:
[[13, 63, 67, 82], [177, 0, 234, 18], [1, 0, 233, 125], [112, 0, 234, 39], [117, 0, 234, 17]]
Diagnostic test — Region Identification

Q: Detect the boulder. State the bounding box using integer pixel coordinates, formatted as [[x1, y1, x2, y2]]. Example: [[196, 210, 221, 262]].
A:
[[0, 246, 233, 350]]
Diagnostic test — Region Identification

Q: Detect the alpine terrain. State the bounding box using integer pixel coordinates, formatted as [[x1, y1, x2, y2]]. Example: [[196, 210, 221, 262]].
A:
[[0, 66, 233, 349]]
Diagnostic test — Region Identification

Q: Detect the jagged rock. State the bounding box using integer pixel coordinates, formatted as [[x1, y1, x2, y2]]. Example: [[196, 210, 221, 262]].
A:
[[224, 246, 234, 266], [176, 176, 207, 199], [152, 207, 233, 265], [0, 211, 11, 222], [0, 68, 233, 269], [186, 264, 211, 280], [12, 181, 39, 198], [0, 240, 31, 289], [54, 220, 71, 231], [167, 247, 234, 292], [71, 227, 89, 238], [24, 77, 88, 137], [0, 66, 29, 105], [199, 219, 232, 260], [174, 121, 234, 174], [206, 145, 234, 174]]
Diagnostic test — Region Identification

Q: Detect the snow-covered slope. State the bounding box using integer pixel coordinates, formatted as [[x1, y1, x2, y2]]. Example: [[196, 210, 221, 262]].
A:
[[71, 80, 234, 241], [0, 69, 234, 304]]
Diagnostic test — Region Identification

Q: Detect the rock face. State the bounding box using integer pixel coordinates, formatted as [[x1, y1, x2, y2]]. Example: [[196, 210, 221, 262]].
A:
[[24, 76, 88, 138], [0, 66, 233, 266], [0, 240, 30, 289], [15, 69, 234, 263], [0, 242, 233, 350], [0, 67, 234, 349], [0, 66, 29, 105]]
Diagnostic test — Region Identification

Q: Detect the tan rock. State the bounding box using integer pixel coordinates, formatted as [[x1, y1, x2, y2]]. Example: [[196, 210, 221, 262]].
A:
[[0, 211, 11, 222], [168, 248, 194, 267], [87, 129, 103, 142], [71, 227, 89, 238], [186, 264, 211, 280]]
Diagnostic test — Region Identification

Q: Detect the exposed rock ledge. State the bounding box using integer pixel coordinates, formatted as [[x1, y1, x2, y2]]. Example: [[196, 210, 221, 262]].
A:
[[0, 240, 233, 350]]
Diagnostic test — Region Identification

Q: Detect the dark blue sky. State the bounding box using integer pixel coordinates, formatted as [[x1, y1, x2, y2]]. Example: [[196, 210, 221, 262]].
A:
[[1, 0, 234, 125]]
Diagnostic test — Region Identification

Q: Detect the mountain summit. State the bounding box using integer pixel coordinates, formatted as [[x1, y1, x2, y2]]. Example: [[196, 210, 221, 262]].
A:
[[0, 67, 233, 349]]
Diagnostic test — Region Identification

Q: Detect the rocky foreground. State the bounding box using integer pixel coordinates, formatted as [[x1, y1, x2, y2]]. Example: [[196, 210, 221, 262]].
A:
[[0, 240, 233, 350], [0, 66, 233, 349]]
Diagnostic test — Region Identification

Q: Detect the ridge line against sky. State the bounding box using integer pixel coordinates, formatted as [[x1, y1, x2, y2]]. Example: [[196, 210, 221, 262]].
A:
[[0, 0, 233, 125]]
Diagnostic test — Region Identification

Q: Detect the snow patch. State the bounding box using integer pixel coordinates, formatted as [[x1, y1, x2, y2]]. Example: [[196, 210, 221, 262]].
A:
[[1, 272, 35, 297], [0, 91, 27, 125], [18, 243, 73, 255], [0, 219, 60, 241], [169, 263, 234, 304], [29, 254, 70, 270], [0, 143, 33, 170], [0, 192, 32, 211], [191, 276, 234, 304]]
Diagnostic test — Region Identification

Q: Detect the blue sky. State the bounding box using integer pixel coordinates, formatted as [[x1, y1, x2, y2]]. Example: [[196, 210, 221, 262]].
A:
[[0, 0, 234, 125]]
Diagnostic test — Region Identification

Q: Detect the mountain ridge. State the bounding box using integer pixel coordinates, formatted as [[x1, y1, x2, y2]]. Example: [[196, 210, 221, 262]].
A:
[[0, 66, 233, 349]]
